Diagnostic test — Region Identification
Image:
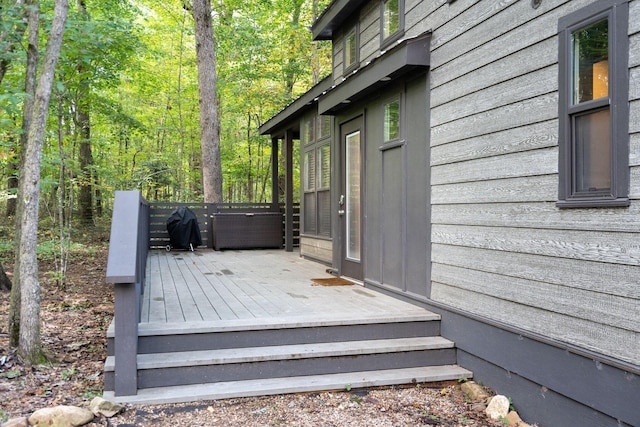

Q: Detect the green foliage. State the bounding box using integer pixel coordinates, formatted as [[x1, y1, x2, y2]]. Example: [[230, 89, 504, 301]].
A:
[[61, 367, 76, 380], [1, 0, 331, 219]]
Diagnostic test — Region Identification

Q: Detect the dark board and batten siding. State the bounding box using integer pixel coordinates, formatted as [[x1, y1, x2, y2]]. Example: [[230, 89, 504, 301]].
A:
[[425, 0, 640, 369]]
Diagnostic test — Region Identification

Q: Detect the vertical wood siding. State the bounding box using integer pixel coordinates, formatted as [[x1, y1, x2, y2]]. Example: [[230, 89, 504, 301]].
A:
[[425, 0, 640, 365]]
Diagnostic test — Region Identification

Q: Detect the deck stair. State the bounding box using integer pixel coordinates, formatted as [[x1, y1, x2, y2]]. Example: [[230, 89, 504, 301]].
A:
[[103, 313, 472, 404]]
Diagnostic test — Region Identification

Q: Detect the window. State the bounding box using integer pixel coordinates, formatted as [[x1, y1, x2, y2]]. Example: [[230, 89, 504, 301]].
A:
[[318, 115, 331, 140], [302, 117, 315, 145], [344, 26, 358, 72], [384, 98, 401, 142], [381, 0, 404, 46], [317, 144, 331, 190], [317, 144, 331, 236], [557, 0, 629, 207], [302, 113, 332, 237], [303, 149, 317, 233], [303, 150, 316, 192]]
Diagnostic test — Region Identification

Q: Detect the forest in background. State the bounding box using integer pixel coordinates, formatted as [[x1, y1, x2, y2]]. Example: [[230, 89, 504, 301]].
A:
[[0, 0, 331, 223]]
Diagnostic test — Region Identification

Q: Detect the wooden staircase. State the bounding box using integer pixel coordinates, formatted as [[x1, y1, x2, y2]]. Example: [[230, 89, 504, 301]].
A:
[[103, 312, 472, 404]]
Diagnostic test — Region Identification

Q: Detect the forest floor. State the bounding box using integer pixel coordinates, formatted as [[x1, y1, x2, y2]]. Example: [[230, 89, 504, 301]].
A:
[[0, 234, 506, 426]]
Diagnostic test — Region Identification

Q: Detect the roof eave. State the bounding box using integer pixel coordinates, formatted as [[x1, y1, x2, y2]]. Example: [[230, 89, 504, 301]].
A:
[[311, 0, 368, 40], [318, 32, 431, 115]]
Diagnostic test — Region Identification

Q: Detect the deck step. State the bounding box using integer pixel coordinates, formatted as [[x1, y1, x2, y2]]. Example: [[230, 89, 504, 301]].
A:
[[103, 365, 473, 405], [117, 336, 454, 370], [104, 337, 458, 389], [107, 314, 442, 356]]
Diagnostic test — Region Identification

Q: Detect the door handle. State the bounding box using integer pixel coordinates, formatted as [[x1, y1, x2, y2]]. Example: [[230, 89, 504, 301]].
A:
[[338, 209, 345, 216]]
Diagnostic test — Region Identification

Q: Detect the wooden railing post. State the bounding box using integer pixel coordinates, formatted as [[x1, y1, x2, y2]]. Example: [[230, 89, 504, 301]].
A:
[[106, 190, 148, 396]]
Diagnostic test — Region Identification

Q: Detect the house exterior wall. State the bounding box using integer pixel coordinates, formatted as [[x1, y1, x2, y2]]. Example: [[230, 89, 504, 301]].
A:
[[300, 236, 333, 264], [325, 0, 638, 366], [422, 0, 639, 367], [281, 0, 640, 423], [360, 76, 431, 298]]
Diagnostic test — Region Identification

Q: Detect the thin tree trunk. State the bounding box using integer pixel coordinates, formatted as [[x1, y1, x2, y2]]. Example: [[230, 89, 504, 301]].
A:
[[9, 0, 39, 348], [191, 0, 222, 203], [76, 0, 93, 225], [246, 112, 253, 202], [17, 0, 68, 363]]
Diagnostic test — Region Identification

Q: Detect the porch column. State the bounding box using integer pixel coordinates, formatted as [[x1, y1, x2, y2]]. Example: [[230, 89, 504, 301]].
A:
[[285, 129, 294, 252], [271, 137, 279, 210]]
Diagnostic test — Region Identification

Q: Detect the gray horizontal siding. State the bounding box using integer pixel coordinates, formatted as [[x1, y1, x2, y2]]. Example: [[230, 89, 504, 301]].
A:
[[430, 37, 558, 109], [359, 1, 379, 64], [431, 283, 639, 366], [431, 120, 558, 166], [432, 224, 640, 267], [431, 93, 559, 146], [432, 147, 557, 185], [429, 0, 640, 359], [432, 244, 640, 299], [431, 65, 558, 128], [432, 202, 640, 233]]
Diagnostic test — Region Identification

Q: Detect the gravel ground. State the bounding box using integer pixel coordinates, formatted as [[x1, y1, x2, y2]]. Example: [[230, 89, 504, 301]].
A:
[[105, 383, 506, 426]]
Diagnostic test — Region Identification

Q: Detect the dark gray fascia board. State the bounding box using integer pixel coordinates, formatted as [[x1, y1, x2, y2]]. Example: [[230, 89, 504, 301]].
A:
[[259, 76, 333, 137], [318, 33, 431, 115], [311, 0, 368, 40]]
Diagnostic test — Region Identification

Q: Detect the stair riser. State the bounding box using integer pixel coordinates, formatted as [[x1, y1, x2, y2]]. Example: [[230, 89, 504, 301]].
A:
[[106, 321, 441, 356], [104, 348, 456, 391]]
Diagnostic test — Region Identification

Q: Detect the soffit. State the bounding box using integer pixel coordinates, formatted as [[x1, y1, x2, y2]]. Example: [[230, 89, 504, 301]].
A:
[[311, 0, 368, 40]]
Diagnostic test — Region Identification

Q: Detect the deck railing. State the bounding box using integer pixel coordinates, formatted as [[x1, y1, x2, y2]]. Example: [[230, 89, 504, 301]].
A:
[[105, 193, 300, 396], [148, 202, 300, 250], [105, 190, 149, 396]]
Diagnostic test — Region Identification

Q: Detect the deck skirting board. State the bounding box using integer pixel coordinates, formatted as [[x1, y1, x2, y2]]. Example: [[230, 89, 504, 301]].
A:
[[438, 308, 639, 427]]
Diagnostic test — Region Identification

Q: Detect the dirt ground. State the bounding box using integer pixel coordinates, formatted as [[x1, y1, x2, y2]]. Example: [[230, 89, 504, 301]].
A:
[[0, 245, 506, 426]]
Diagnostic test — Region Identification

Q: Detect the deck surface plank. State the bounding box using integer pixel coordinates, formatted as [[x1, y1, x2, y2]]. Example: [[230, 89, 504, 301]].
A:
[[142, 249, 433, 326]]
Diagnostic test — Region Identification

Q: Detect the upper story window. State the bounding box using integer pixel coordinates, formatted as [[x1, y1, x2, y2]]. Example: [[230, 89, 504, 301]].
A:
[[557, 0, 629, 208], [344, 26, 359, 72], [384, 98, 401, 142], [381, 0, 404, 46]]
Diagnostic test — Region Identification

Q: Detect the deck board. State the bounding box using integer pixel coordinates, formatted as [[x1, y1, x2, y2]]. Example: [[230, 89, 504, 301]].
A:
[[141, 249, 433, 325]]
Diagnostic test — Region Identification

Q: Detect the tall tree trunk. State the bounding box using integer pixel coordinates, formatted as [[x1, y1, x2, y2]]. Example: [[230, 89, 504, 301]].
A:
[[284, 0, 304, 96], [76, 0, 93, 225], [9, 0, 39, 348], [16, 0, 68, 363], [190, 0, 222, 203]]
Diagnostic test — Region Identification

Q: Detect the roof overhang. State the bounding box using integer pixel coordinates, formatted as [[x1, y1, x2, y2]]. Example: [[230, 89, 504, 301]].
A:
[[318, 33, 431, 115], [259, 76, 333, 137], [311, 0, 368, 40]]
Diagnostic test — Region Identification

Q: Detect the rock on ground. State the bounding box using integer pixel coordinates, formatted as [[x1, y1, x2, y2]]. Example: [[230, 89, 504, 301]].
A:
[[28, 405, 94, 427]]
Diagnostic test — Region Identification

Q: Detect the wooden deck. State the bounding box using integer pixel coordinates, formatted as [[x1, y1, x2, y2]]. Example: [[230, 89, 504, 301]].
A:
[[104, 248, 475, 403], [142, 248, 432, 326]]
